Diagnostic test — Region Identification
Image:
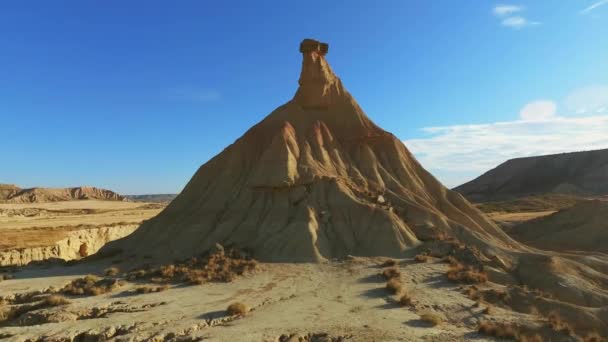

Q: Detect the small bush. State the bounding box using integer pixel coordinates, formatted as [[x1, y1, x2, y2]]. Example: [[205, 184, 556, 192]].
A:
[[548, 312, 573, 336], [447, 263, 487, 284], [381, 259, 398, 268], [419, 312, 442, 326], [126, 248, 257, 286], [482, 305, 492, 315], [398, 293, 413, 306], [478, 321, 518, 339], [381, 267, 401, 280], [135, 285, 169, 294], [386, 278, 402, 294], [104, 267, 120, 277], [415, 254, 430, 263], [442, 256, 459, 266], [227, 302, 249, 316], [43, 295, 70, 306], [61, 275, 123, 296]]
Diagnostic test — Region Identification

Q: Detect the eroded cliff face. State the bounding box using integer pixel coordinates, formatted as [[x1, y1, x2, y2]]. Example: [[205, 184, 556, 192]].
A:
[[0, 224, 138, 266]]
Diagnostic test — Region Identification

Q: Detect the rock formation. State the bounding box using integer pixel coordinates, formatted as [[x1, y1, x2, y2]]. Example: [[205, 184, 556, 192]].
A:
[[102, 39, 512, 262], [0, 185, 124, 203], [454, 149, 608, 202]]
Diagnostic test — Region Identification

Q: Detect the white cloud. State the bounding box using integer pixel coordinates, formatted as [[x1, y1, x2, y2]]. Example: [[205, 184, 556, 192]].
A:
[[519, 100, 557, 121], [493, 4, 540, 29], [405, 115, 608, 188], [493, 4, 523, 16], [581, 0, 608, 14], [565, 85, 608, 114], [501, 16, 527, 28], [168, 88, 221, 102]]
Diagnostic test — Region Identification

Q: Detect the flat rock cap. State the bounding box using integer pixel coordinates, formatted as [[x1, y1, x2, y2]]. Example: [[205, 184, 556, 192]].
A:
[[300, 39, 328, 55]]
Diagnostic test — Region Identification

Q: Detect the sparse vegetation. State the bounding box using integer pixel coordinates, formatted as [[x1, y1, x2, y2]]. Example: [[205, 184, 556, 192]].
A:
[[126, 248, 257, 285], [135, 285, 169, 294], [482, 305, 492, 315], [381, 267, 401, 280], [446, 263, 487, 284], [419, 311, 442, 326], [414, 254, 430, 263], [227, 302, 249, 316], [442, 255, 459, 265], [104, 267, 120, 277], [42, 295, 70, 306], [0, 294, 71, 324], [381, 259, 398, 267], [548, 312, 574, 336], [61, 275, 124, 296], [477, 321, 518, 339], [386, 278, 402, 294], [398, 293, 413, 306]]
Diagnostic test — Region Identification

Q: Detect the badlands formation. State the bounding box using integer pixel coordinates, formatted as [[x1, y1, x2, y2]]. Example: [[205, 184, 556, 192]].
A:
[[0, 200, 164, 266], [1, 40, 607, 341], [0, 185, 124, 204], [102, 39, 509, 263]]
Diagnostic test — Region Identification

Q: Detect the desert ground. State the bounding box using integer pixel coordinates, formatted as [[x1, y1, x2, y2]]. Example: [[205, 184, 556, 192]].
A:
[[1, 252, 547, 342], [0, 200, 164, 267]]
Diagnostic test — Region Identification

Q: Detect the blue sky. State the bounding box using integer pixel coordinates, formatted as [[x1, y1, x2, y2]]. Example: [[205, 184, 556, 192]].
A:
[[1, 1, 607, 194]]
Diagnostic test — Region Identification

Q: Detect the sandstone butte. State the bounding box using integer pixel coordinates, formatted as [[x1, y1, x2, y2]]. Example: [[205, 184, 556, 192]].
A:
[[99, 42, 608, 331]]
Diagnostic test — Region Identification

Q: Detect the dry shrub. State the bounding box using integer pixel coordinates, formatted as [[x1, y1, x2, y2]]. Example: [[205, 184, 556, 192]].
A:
[[584, 333, 607, 342], [386, 278, 402, 294], [126, 248, 257, 285], [135, 285, 169, 294], [482, 305, 492, 315], [442, 256, 459, 266], [381, 267, 401, 280], [42, 295, 70, 306], [104, 267, 120, 277], [419, 312, 442, 326], [415, 254, 430, 263], [478, 321, 518, 339], [447, 263, 487, 284], [61, 275, 124, 296], [398, 293, 413, 306], [381, 259, 397, 268], [0, 294, 70, 324], [547, 312, 573, 336], [0, 305, 10, 322], [227, 302, 249, 316]]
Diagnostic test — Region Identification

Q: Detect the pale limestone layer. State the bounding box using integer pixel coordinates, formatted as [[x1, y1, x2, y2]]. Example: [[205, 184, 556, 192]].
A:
[[0, 224, 138, 266]]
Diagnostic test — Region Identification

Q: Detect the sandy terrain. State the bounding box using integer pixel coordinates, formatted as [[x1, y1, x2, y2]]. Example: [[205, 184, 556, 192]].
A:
[[0, 201, 164, 266], [0, 256, 530, 341]]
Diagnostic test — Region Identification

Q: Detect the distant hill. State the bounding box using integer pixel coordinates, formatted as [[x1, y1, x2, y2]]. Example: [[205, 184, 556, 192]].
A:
[[475, 193, 582, 213], [506, 200, 608, 253], [125, 194, 177, 203], [454, 149, 608, 202], [0, 184, 124, 203]]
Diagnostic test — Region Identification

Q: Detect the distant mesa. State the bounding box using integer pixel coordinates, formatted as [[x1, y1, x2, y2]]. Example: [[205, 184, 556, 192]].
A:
[[101, 38, 509, 263], [454, 148, 608, 202], [0, 184, 124, 203]]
